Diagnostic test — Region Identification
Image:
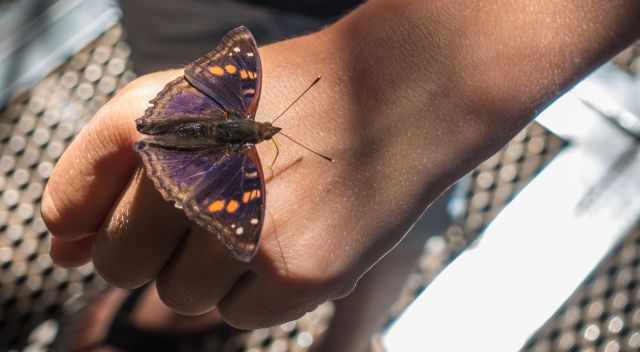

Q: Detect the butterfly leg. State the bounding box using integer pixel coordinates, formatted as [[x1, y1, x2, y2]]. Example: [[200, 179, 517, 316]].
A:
[[267, 209, 289, 276], [269, 137, 280, 170], [261, 138, 280, 182]]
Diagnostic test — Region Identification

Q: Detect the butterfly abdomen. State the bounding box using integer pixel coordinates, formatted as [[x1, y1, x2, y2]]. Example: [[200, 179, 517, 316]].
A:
[[215, 119, 280, 145], [136, 116, 224, 149]]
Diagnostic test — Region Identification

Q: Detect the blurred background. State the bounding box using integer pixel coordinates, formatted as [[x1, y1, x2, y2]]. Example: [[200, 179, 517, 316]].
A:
[[0, 0, 639, 351]]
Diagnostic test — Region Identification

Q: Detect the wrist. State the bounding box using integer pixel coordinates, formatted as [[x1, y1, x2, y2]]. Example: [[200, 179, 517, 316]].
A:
[[324, 0, 640, 179]]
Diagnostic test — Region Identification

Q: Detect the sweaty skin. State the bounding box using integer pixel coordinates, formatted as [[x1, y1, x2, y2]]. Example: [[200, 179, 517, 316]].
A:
[[42, 1, 640, 348]]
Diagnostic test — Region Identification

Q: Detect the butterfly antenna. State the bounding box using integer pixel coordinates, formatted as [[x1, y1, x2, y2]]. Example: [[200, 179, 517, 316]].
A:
[[272, 76, 321, 124], [278, 131, 334, 162]]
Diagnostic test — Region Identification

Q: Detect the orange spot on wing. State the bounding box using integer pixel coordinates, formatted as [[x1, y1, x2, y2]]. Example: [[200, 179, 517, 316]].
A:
[[208, 200, 225, 212], [209, 66, 225, 76], [250, 190, 261, 200], [224, 64, 237, 74], [242, 192, 251, 204], [240, 70, 248, 79], [226, 200, 240, 213]]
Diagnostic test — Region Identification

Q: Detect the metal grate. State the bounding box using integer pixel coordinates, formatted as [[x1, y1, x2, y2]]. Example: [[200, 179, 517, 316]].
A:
[[0, 24, 133, 349], [522, 226, 640, 352]]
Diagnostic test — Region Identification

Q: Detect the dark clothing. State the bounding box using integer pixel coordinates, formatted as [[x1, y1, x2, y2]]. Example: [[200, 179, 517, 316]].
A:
[[240, 0, 362, 18], [120, 0, 363, 74]]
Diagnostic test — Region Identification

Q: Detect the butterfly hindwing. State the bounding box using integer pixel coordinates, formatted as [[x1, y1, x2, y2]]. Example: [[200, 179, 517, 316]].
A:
[[136, 142, 265, 262], [135, 141, 228, 207], [184, 26, 262, 118], [184, 148, 265, 262]]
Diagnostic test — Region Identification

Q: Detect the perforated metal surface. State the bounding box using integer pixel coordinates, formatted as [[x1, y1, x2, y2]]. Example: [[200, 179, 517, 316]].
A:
[[522, 227, 640, 352], [0, 25, 133, 349]]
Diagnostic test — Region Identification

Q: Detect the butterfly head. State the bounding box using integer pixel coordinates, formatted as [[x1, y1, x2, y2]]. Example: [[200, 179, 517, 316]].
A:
[[257, 122, 281, 140]]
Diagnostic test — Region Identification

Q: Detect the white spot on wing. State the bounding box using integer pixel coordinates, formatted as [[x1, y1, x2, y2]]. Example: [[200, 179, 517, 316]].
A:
[[233, 46, 241, 53], [250, 218, 259, 225], [235, 227, 244, 235], [245, 171, 258, 178], [247, 52, 254, 57]]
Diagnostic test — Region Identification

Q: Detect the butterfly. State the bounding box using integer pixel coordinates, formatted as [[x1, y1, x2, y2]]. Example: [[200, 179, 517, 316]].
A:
[[134, 26, 275, 262]]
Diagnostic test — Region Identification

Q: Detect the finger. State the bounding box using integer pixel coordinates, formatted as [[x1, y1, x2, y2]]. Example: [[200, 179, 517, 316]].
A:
[[92, 168, 190, 289], [217, 271, 328, 329], [155, 225, 249, 315], [41, 70, 182, 239], [49, 234, 95, 267], [154, 146, 307, 315]]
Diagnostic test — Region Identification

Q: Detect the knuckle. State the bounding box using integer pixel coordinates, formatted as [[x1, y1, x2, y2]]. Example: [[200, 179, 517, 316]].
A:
[[219, 303, 307, 330], [155, 278, 213, 316], [332, 277, 359, 299], [92, 250, 147, 290], [282, 268, 356, 300], [217, 308, 255, 329], [266, 258, 346, 292], [40, 187, 69, 236], [218, 275, 339, 329]]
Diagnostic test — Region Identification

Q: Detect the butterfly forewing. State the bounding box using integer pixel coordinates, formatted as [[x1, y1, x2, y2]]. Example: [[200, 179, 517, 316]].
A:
[[135, 141, 228, 208], [184, 26, 262, 117], [141, 76, 226, 121]]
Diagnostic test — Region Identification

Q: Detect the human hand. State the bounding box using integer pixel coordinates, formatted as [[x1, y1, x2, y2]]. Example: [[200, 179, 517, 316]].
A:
[[41, 25, 447, 329]]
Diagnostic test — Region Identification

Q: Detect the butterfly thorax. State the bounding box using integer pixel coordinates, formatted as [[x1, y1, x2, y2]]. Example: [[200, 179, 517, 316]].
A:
[[136, 114, 280, 150]]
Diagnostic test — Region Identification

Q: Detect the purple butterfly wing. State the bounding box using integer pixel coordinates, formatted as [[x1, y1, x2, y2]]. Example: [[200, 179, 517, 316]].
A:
[[136, 142, 265, 262], [134, 75, 227, 206], [184, 26, 261, 118], [143, 75, 225, 120], [184, 148, 265, 262]]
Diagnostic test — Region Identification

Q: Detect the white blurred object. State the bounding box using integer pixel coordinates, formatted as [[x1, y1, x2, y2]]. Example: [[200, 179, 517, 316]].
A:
[[0, 0, 121, 106], [383, 63, 640, 351]]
